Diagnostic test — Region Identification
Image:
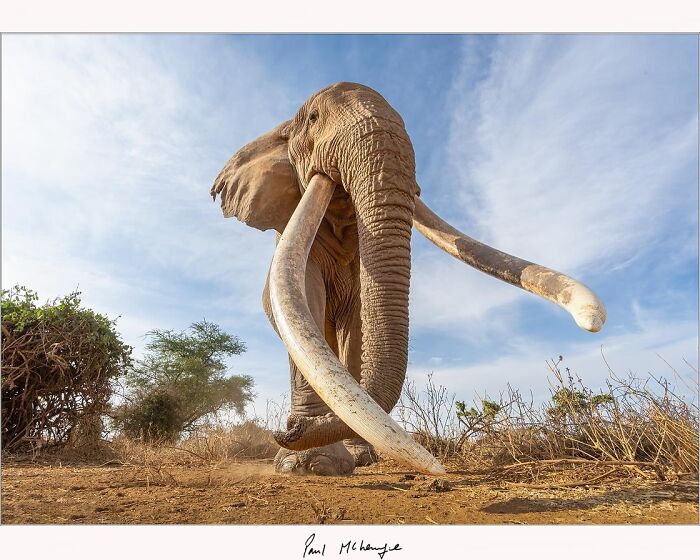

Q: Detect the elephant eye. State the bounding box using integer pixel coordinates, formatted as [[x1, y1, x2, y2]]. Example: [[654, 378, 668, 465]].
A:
[[308, 110, 319, 124]]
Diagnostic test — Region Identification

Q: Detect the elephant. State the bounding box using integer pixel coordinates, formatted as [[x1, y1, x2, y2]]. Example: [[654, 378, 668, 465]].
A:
[[211, 82, 606, 476]]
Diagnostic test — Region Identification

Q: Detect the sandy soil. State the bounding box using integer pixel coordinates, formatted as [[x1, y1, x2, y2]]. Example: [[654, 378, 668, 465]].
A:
[[2, 460, 697, 525]]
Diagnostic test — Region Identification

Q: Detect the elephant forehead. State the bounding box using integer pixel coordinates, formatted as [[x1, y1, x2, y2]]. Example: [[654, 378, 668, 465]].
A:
[[335, 95, 399, 124], [301, 83, 397, 121]]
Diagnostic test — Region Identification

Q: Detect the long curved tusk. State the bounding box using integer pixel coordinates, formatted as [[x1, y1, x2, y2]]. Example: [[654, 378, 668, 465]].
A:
[[413, 197, 606, 333], [269, 173, 446, 475]]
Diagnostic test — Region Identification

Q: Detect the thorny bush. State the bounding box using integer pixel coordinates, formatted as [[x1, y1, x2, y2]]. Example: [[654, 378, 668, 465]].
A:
[[1, 286, 131, 452]]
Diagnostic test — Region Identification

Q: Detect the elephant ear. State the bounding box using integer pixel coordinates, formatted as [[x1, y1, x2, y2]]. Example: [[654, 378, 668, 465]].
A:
[[211, 121, 301, 234]]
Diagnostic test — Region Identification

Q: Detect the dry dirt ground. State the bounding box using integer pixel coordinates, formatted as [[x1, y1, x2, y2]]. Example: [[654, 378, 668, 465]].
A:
[[2, 459, 697, 525]]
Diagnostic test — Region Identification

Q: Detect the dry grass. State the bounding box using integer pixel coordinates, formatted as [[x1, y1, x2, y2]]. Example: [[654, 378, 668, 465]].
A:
[[2, 395, 289, 471], [2, 420, 280, 477], [395, 356, 698, 482], [108, 421, 280, 467], [395, 374, 463, 463], [5, 356, 696, 488], [25, 421, 282, 489]]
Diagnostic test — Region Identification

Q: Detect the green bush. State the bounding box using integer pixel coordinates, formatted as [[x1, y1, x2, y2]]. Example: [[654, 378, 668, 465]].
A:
[[1, 286, 131, 452], [116, 388, 183, 441]]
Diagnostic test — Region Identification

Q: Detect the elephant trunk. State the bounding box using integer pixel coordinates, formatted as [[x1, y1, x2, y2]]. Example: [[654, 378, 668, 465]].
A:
[[350, 159, 415, 414]]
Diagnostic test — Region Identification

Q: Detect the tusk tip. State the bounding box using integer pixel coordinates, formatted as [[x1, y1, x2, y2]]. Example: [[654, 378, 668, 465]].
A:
[[427, 463, 447, 476], [413, 454, 447, 475], [573, 309, 606, 333]]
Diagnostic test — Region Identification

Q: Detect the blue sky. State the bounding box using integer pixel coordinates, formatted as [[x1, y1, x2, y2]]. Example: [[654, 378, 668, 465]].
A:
[[2, 34, 698, 416]]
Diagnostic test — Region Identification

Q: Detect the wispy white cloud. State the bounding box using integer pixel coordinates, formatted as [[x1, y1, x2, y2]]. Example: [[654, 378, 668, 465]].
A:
[[410, 248, 524, 336], [1, 36, 297, 410], [410, 35, 697, 337], [449, 35, 697, 271], [408, 310, 698, 405]]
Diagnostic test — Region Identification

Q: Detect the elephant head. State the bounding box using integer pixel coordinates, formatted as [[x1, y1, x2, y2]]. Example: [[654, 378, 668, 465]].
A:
[[212, 82, 606, 475]]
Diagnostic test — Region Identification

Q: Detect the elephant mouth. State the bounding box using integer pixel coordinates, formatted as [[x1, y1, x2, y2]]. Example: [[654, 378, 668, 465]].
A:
[[326, 183, 357, 226]]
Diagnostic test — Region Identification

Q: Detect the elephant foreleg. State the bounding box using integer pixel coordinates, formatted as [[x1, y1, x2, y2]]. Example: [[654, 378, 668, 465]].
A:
[[263, 260, 334, 417], [262, 260, 354, 475], [335, 280, 378, 467]]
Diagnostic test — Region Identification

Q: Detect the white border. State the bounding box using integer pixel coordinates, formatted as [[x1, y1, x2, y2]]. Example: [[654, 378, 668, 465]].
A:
[[1, 0, 698, 556], [0, 0, 699, 32], [0, 525, 699, 558]]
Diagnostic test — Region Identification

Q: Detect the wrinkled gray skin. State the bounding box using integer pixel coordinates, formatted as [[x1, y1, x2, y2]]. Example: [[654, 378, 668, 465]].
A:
[[212, 83, 418, 475]]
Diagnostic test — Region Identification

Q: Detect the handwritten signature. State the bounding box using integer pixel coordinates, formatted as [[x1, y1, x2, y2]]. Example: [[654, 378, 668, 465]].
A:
[[304, 533, 402, 559]]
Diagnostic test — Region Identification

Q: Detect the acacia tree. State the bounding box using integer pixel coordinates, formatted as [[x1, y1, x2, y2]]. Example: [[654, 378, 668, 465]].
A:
[[114, 320, 254, 441]]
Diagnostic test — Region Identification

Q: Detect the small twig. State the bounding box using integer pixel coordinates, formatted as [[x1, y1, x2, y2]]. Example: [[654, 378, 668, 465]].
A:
[[499, 458, 660, 472], [507, 467, 618, 489], [94, 459, 131, 468], [248, 495, 269, 504], [425, 515, 438, 525], [163, 446, 208, 462]]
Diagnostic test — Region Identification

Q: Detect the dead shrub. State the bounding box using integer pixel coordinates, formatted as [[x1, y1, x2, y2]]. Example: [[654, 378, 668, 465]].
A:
[[180, 422, 279, 461], [395, 356, 698, 480], [395, 374, 462, 462], [108, 420, 279, 467], [1, 287, 131, 453]]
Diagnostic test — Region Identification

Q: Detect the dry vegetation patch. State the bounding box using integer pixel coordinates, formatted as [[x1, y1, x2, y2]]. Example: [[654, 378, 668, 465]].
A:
[[2, 352, 697, 525], [396, 357, 698, 485]]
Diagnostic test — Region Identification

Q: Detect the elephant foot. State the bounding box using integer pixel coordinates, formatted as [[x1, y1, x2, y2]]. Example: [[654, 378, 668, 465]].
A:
[[274, 441, 355, 476], [273, 413, 356, 451], [343, 438, 378, 467]]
